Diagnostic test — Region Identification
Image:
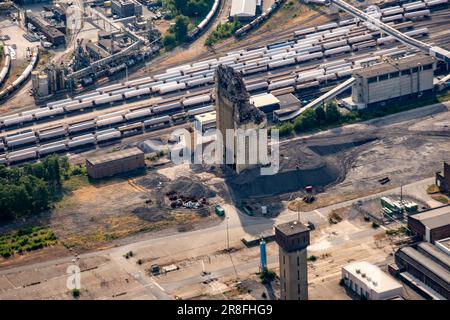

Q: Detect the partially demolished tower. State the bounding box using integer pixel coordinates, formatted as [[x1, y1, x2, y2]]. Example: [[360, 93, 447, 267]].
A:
[[215, 65, 267, 174]]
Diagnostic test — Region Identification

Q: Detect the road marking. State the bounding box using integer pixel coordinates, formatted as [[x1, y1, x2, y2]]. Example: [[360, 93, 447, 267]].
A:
[[314, 209, 326, 220], [151, 278, 166, 292]]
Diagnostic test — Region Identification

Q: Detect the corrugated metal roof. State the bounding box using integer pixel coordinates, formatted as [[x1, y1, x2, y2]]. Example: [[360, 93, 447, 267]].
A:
[[409, 206, 450, 230], [354, 54, 435, 78], [86, 147, 144, 166], [230, 0, 257, 17]]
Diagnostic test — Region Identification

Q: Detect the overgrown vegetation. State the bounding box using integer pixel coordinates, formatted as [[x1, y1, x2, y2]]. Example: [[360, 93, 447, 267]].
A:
[[162, 0, 214, 50], [426, 184, 440, 194], [72, 288, 80, 298], [259, 269, 276, 284], [0, 226, 57, 258], [205, 20, 240, 46], [0, 155, 86, 223], [386, 226, 407, 237], [372, 222, 380, 229], [275, 90, 450, 137], [431, 194, 449, 204], [307, 255, 317, 262]]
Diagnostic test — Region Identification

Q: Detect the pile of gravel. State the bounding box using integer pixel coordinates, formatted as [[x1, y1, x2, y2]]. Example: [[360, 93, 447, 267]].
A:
[[163, 177, 216, 199]]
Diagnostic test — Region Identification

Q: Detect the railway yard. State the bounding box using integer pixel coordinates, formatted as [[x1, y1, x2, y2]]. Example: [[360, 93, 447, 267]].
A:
[[0, 0, 450, 301]]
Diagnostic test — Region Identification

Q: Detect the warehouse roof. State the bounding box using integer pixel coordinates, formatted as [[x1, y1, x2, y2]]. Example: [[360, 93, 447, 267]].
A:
[[354, 54, 435, 78], [398, 246, 450, 284], [409, 205, 450, 229], [250, 93, 280, 108], [342, 261, 403, 294], [86, 147, 144, 166], [230, 0, 257, 18], [417, 242, 450, 269], [276, 93, 301, 109]]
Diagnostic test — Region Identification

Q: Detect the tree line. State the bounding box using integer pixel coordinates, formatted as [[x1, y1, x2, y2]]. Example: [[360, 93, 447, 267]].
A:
[[277, 101, 359, 136], [0, 155, 74, 222]]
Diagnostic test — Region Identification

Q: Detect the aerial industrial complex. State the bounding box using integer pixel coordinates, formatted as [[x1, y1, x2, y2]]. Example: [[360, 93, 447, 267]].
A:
[[0, 0, 450, 303]]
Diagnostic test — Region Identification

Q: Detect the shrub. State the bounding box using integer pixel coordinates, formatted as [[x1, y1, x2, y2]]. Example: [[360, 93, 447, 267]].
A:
[[72, 288, 80, 298], [372, 222, 380, 229]]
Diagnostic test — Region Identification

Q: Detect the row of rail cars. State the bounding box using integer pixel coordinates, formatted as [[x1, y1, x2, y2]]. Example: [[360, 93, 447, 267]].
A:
[[0, 104, 216, 164], [188, 0, 221, 40], [0, 49, 38, 100], [0, 20, 429, 130], [0, 46, 11, 88]]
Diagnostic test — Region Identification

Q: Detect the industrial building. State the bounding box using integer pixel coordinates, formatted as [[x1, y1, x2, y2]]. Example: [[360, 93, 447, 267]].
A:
[[230, 0, 257, 21], [111, 0, 143, 18], [350, 54, 436, 109], [275, 221, 310, 300], [250, 93, 280, 114], [407, 206, 450, 243], [436, 161, 450, 192], [85, 147, 145, 179], [341, 261, 403, 300], [215, 65, 267, 174], [25, 12, 66, 46], [394, 242, 449, 299]]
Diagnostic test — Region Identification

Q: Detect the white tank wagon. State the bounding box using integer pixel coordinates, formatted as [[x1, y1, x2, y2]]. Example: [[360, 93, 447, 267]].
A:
[[34, 107, 64, 120], [377, 36, 397, 45], [347, 34, 374, 44], [316, 22, 338, 32], [0, 45, 11, 87], [381, 14, 404, 22], [75, 91, 100, 101], [324, 46, 351, 57], [5, 134, 37, 148], [123, 87, 151, 99], [185, 76, 214, 87], [64, 100, 94, 112], [47, 98, 72, 109], [0, 156, 7, 165], [404, 9, 430, 19], [96, 110, 127, 121], [426, 0, 449, 7], [37, 126, 67, 140], [125, 76, 153, 87], [403, 2, 427, 11], [268, 78, 296, 90], [295, 52, 324, 63], [110, 87, 137, 96], [94, 93, 123, 105], [143, 115, 171, 127], [96, 115, 124, 127], [404, 27, 429, 37], [3, 114, 33, 127], [4, 131, 35, 142], [322, 39, 349, 50], [21, 107, 45, 117], [317, 73, 337, 83], [182, 94, 212, 107], [67, 120, 96, 134], [67, 135, 96, 149], [38, 142, 68, 156], [96, 130, 122, 142], [125, 108, 152, 121], [152, 101, 183, 113], [297, 69, 325, 82], [7, 148, 38, 163], [97, 83, 125, 94], [157, 82, 187, 94], [187, 105, 215, 116], [246, 81, 269, 91], [382, 7, 405, 16], [268, 58, 296, 69]]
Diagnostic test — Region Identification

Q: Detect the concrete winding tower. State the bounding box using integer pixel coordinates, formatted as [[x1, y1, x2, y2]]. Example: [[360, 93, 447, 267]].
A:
[[215, 65, 267, 174], [275, 221, 311, 300]]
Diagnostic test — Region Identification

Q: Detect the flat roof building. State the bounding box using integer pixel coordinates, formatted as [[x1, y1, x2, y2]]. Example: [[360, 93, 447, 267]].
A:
[[342, 261, 403, 300], [350, 54, 436, 109], [230, 0, 257, 21], [250, 93, 280, 114], [408, 206, 450, 243], [86, 147, 145, 179]]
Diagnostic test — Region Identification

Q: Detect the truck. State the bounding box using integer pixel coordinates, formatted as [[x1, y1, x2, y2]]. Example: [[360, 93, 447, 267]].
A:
[[215, 204, 225, 217]]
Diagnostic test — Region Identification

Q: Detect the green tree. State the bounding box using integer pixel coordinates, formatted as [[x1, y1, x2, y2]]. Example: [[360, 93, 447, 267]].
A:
[[325, 101, 341, 123], [174, 15, 189, 43], [315, 106, 326, 124], [294, 109, 317, 132], [278, 122, 294, 136], [163, 33, 177, 50]]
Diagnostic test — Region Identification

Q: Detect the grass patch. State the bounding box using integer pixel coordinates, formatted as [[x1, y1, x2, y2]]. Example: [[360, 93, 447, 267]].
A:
[[426, 184, 440, 194], [0, 226, 57, 258], [431, 194, 449, 204], [386, 226, 407, 237]]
